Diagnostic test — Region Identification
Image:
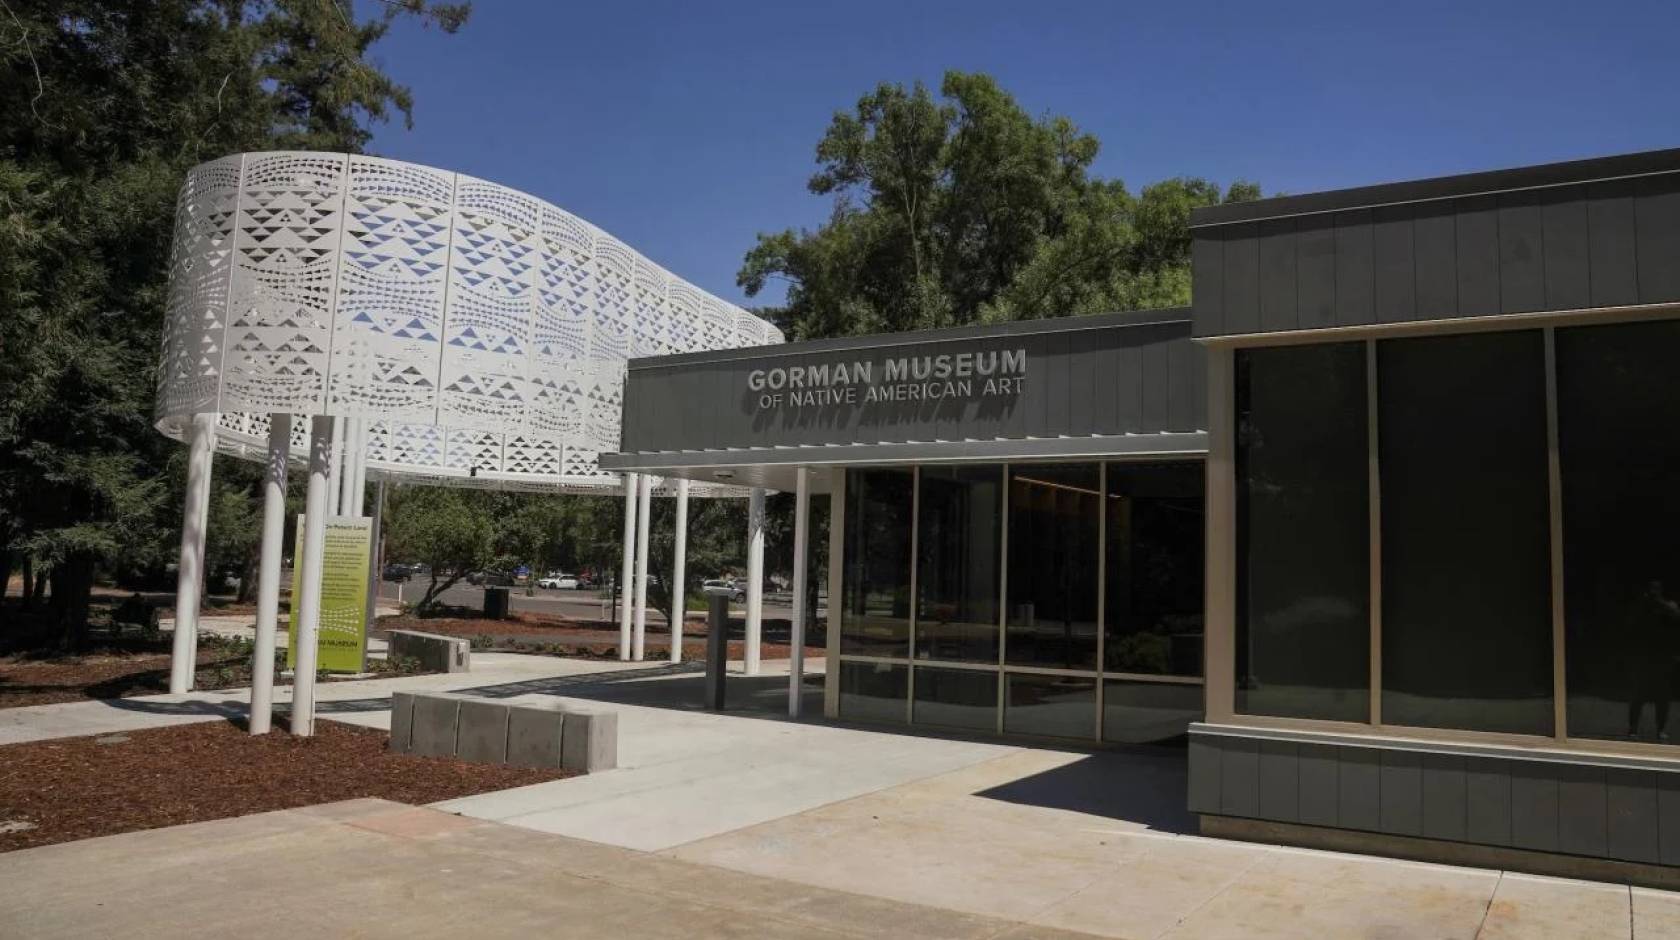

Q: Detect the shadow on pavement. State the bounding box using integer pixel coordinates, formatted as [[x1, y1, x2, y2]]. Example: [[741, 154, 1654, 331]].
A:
[[973, 747, 1195, 834]]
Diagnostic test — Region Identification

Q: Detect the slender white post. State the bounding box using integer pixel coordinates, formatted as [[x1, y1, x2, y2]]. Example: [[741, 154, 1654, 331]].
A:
[[788, 468, 810, 716], [746, 486, 766, 676], [633, 473, 653, 661], [339, 418, 362, 516], [350, 420, 369, 516], [363, 478, 385, 671], [185, 425, 216, 670], [291, 416, 333, 737], [249, 413, 290, 734], [670, 478, 689, 664], [618, 473, 638, 660], [169, 413, 217, 694], [324, 416, 344, 521]]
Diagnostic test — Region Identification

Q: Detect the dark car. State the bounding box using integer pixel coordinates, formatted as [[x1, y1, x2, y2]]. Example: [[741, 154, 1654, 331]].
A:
[[382, 563, 412, 582]]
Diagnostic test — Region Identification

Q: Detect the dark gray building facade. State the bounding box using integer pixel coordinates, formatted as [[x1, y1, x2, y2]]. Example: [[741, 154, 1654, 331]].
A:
[[606, 148, 1680, 883]]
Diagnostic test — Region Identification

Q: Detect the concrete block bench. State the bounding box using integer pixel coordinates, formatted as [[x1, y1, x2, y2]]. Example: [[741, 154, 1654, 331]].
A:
[[387, 630, 471, 673], [388, 691, 617, 773]]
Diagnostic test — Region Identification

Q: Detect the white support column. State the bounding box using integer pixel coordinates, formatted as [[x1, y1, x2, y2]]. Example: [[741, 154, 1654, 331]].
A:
[[788, 467, 810, 717], [670, 478, 689, 664], [291, 415, 333, 737], [363, 478, 386, 672], [746, 486, 766, 676], [618, 473, 638, 661], [632, 473, 653, 661], [324, 416, 344, 521], [339, 418, 363, 516], [249, 413, 290, 734], [169, 412, 217, 694], [351, 420, 369, 516]]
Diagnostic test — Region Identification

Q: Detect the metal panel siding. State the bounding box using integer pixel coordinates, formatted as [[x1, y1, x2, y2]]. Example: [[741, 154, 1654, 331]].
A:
[[1659, 772, 1680, 865], [1372, 204, 1416, 323], [1587, 179, 1640, 308], [1114, 341, 1144, 432], [1043, 330, 1071, 437], [1258, 740, 1300, 823], [1420, 753, 1469, 843], [1168, 335, 1197, 432], [1071, 326, 1111, 435], [1296, 215, 1337, 329], [1466, 757, 1513, 847], [1542, 186, 1591, 311], [1510, 761, 1561, 853], [1221, 224, 1261, 335], [1413, 203, 1459, 320], [1557, 763, 1609, 858], [1188, 735, 1222, 814], [1297, 743, 1341, 827], [1338, 747, 1382, 832], [1605, 768, 1659, 864], [1220, 737, 1261, 818], [1635, 173, 1680, 303], [1334, 210, 1375, 326], [1379, 749, 1424, 836], [1192, 231, 1224, 336], [1141, 335, 1170, 432], [1258, 218, 1298, 333], [1454, 196, 1501, 316], [1498, 190, 1547, 313]]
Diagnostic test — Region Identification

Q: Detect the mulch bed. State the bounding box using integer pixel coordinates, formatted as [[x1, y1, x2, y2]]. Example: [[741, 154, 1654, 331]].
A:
[[0, 635, 428, 710], [0, 719, 572, 853], [376, 610, 823, 662]]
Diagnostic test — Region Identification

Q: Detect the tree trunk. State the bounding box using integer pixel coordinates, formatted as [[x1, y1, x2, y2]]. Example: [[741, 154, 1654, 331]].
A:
[[20, 556, 35, 609], [237, 549, 259, 604], [51, 553, 95, 651]]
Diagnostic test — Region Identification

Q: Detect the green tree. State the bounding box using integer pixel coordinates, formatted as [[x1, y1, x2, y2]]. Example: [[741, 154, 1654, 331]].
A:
[[739, 70, 1259, 340], [384, 486, 491, 614], [0, 0, 469, 645]]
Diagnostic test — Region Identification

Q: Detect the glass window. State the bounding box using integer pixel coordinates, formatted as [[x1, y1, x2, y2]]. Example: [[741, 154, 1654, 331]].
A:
[[1379, 330, 1553, 736], [1105, 462, 1205, 677], [917, 466, 1003, 663], [1558, 320, 1680, 744], [841, 468, 913, 657], [1006, 464, 1100, 669], [838, 661, 907, 723], [1103, 680, 1203, 744], [1235, 343, 1370, 722], [913, 667, 997, 731], [1004, 673, 1096, 738]]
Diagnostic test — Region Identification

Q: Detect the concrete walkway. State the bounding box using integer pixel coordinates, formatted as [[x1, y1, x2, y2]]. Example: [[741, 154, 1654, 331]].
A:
[[0, 799, 1078, 940], [0, 652, 646, 745]]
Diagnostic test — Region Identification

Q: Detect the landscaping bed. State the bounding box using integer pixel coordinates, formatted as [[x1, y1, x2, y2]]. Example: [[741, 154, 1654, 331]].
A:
[[0, 634, 429, 710], [0, 719, 572, 852], [375, 610, 823, 661]]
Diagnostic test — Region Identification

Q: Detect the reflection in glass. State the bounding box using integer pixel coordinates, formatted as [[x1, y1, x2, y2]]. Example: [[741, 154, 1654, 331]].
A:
[[841, 468, 913, 657], [1379, 330, 1552, 736], [1558, 320, 1680, 744], [838, 661, 907, 723], [1105, 462, 1205, 677], [1102, 680, 1203, 744], [1235, 343, 1370, 721], [913, 667, 997, 731], [1004, 673, 1096, 738], [1006, 464, 1100, 669], [917, 466, 1003, 663]]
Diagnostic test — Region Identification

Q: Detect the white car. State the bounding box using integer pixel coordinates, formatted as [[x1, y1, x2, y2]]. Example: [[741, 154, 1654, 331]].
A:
[[538, 574, 580, 590], [702, 579, 744, 602]]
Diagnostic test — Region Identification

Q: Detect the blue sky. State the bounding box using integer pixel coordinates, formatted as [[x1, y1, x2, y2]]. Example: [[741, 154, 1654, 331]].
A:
[[366, 0, 1678, 308]]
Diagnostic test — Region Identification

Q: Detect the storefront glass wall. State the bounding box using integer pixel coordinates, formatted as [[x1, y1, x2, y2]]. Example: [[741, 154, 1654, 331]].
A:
[[1232, 317, 1680, 749], [837, 460, 1206, 742]]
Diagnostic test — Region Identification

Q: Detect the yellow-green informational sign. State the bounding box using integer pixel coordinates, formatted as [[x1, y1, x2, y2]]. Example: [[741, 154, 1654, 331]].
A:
[[289, 516, 371, 673]]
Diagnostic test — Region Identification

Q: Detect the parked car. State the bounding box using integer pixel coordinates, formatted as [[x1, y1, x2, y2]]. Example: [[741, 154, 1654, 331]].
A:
[[468, 569, 514, 587], [702, 579, 745, 602], [537, 573, 580, 590], [382, 563, 412, 582]]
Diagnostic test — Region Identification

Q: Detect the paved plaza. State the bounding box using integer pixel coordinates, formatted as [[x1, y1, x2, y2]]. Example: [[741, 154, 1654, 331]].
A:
[[3, 656, 1679, 937]]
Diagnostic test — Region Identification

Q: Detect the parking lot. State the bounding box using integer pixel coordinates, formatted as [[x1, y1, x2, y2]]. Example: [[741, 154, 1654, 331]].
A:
[[376, 576, 808, 626]]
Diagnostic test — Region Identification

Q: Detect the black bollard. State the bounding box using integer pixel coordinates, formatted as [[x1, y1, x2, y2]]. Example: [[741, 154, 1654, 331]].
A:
[[705, 592, 729, 710]]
